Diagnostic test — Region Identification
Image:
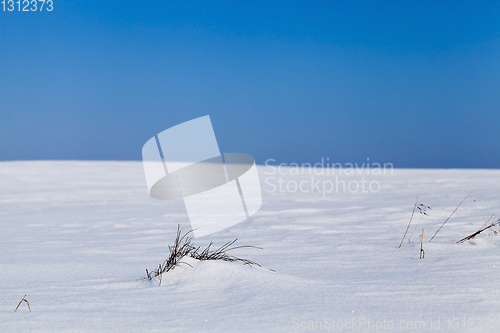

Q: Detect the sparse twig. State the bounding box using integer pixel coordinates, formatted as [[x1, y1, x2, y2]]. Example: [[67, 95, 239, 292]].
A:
[[14, 294, 31, 312]]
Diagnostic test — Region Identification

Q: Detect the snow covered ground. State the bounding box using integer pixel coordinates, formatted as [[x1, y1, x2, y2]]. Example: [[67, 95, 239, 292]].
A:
[[1, 161, 499, 332]]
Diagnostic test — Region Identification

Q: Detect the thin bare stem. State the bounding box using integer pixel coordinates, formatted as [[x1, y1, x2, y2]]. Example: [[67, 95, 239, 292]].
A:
[[400, 197, 418, 248], [420, 228, 425, 259], [404, 214, 424, 251], [429, 193, 471, 243], [480, 214, 495, 230], [14, 294, 31, 312]]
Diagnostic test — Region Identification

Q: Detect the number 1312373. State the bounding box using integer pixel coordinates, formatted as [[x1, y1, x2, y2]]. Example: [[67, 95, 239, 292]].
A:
[[2, 0, 53, 11]]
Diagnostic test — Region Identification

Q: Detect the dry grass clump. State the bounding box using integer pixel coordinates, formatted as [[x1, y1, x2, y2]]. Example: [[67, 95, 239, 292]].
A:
[[146, 225, 261, 285], [191, 239, 261, 266], [401, 194, 499, 250], [399, 197, 431, 248], [457, 216, 500, 244]]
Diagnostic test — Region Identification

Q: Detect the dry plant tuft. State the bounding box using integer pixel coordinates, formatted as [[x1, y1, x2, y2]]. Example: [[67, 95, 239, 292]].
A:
[[401, 194, 498, 249], [456, 216, 500, 244], [14, 294, 31, 312], [146, 225, 261, 285], [146, 225, 196, 285], [191, 239, 262, 266], [399, 197, 431, 248]]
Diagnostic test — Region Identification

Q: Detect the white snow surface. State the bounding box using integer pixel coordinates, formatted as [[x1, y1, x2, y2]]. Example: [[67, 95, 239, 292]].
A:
[[1, 161, 499, 332]]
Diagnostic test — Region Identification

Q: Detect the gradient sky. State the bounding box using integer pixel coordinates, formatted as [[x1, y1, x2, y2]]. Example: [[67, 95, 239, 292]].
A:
[[1, 1, 499, 168]]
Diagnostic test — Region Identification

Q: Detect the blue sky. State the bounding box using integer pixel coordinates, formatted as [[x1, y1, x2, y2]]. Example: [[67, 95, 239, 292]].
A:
[[1, 0, 499, 168]]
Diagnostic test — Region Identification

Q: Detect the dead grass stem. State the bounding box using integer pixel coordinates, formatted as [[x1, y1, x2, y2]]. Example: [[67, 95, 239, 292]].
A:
[[14, 294, 31, 312], [429, 193, 472, 243]]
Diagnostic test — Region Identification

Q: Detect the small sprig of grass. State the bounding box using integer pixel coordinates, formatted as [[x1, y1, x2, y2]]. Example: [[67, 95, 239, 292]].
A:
[[146, 225, 196, 285], [400, 197, 431, 248], [146, 225, 261, 285], [456, 216, 500, 244], [191, 239, 261, 267]]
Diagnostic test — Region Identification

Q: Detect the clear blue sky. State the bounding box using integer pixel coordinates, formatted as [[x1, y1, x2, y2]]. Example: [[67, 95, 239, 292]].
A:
[[1, 1, 499, 168]]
